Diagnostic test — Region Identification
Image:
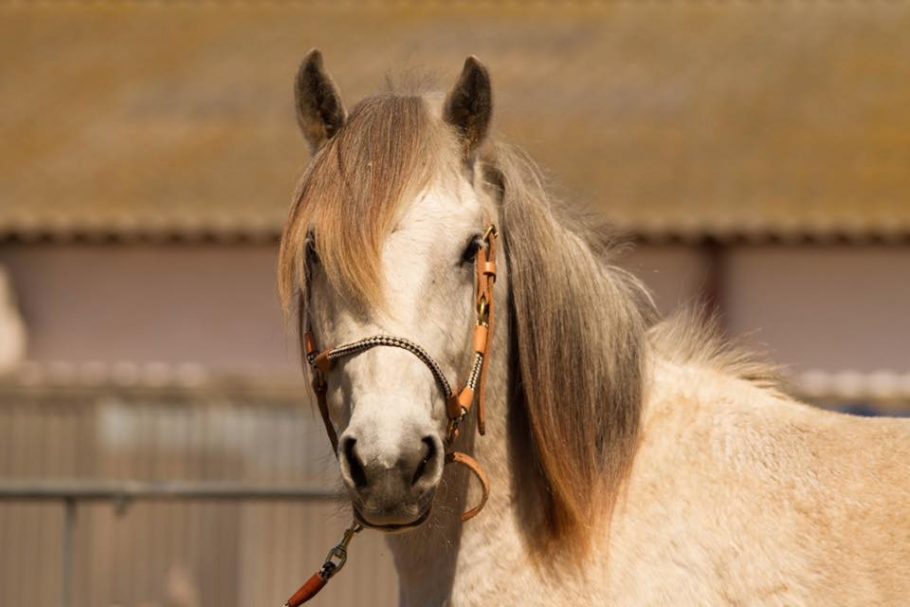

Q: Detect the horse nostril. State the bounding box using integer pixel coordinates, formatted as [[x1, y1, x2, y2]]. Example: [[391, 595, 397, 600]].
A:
[[342, 438, 368, 489], [411, 436, 438, 486]]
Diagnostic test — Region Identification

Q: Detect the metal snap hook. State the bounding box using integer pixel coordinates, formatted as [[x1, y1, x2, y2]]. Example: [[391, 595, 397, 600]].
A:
[[476, 296, 489, 323]]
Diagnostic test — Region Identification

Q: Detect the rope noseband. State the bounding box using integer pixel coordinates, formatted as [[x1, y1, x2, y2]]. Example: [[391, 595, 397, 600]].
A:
[[285, 225, 499, 606]]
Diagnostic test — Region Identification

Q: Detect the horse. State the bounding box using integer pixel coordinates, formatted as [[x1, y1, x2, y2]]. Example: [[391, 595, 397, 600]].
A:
[[278, 50, 910, 606]]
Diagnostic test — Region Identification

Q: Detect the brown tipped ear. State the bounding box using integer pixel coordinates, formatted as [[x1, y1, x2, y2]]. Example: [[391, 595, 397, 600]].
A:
[[444, 56, 492, 156], [294, 49, 346, 152]]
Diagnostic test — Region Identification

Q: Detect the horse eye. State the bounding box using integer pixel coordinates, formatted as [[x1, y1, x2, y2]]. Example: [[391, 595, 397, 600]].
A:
[[461, 238, 482, 265]]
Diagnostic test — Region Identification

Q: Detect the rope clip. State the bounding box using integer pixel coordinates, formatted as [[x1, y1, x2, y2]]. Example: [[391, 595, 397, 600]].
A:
[[320, 522, 360, 579]]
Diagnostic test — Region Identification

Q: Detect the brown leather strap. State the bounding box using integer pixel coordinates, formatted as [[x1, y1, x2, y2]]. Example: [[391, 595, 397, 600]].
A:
[[302, 226, 496, 495], [304, 332, 319, 358], [305, 331, 339, 453], [314, 352, 333, 374], [311, 372, 339, 454], [285, 521, 361, 606], [447, 387, 474, 421], [446, 451, 490, 521], [472, 324, 489, 353], [284, 572, 327, 607], [474, 227, 497, 435]]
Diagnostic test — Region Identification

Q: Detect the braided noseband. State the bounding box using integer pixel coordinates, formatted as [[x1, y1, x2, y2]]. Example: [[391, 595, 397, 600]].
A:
[[308, 335, 455, 400], [303, 225, 497, 506], [287, 225, 498, 607]]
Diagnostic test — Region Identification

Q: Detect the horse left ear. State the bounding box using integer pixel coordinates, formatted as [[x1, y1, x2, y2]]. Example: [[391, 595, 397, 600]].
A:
[[295, 49, 347, 152], [444, 56, 493, 156]]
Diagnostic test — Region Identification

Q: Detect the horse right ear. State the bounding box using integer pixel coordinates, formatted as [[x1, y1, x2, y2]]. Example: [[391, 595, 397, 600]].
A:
[[294, 49, 346, 152], [444, 56, 493, 157]]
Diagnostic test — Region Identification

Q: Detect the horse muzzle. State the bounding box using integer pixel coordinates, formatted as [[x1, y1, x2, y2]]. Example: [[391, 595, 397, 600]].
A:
[[339, 432, 443, 531]]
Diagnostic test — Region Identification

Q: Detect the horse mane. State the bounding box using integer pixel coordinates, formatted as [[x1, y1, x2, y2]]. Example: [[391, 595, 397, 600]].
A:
[[486, 143, 656, 555], [649, 307, 782, 393], [490, 144, 782, 555]]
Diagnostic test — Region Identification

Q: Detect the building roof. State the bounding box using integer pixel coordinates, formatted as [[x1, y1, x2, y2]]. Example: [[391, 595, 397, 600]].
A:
[[2, 2, 910, 242]]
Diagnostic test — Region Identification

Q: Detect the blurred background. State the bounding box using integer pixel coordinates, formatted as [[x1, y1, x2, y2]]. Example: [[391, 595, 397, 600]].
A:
[[1, 2, 908, 606]]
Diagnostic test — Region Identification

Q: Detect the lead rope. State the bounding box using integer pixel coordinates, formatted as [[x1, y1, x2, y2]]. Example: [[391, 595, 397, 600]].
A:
[[284, 521, 362, 607], [283, 226, 498, 606]]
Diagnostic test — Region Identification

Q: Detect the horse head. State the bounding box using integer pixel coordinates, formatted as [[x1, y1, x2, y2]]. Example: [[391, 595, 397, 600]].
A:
[[280, 50, 497, 531]]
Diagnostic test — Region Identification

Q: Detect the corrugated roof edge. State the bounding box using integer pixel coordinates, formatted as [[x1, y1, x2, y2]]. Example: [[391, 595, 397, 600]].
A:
[[0, 220, 281, 244], [2, 221, 910, 245]]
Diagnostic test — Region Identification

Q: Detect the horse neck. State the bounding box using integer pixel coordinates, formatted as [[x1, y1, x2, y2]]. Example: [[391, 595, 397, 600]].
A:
[[385, 306, 524, 606]]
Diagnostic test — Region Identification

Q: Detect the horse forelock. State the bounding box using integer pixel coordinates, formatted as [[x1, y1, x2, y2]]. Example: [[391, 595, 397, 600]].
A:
[[278, 93, 459, 319]]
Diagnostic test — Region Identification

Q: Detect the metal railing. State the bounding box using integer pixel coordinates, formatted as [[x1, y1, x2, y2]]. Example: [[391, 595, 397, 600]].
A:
[[0, 480, 342, 607]]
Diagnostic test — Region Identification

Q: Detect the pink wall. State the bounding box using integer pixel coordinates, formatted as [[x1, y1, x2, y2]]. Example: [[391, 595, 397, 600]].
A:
[[2, 242, 907, 375], [724, 246, 910, 373], [621, 245, 710, 313], [0, 243, 295, 373]]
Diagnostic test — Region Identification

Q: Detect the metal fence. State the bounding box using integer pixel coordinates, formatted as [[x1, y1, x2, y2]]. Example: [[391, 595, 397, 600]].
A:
[[0, 379, 399, 607], [0, 481, 342, 607]]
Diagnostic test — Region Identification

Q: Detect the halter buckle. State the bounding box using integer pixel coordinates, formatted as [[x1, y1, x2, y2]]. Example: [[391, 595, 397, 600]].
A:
[[446, 417, 462, 444], [476, 296, 490, 324]]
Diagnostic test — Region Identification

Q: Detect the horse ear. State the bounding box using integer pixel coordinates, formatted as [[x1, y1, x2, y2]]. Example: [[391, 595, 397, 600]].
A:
[[443, 56, 493, 155], [294, 49, 346, 152]]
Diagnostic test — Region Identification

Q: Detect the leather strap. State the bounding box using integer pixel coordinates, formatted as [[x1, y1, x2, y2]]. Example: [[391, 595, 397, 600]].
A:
[[311, 374, 338, 453], [284, 572, 326, 607], [302, 224, 497, 514], [474, 228, 497, 435], [446, 451, 490, 521], [305, 333, 339, 453], [284, 521, 361, 606], [304, 225, 497, 450]]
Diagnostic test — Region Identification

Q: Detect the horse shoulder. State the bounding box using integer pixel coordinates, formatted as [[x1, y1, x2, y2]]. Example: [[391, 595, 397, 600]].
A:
[[602, 360, 910, 605]]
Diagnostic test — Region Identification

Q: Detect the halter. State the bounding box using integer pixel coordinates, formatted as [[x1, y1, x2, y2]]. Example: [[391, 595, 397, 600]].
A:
[[285, 225, 499, 607]]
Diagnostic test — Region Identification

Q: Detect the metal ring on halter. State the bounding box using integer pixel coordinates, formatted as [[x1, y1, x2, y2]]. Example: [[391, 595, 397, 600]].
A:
[[476, 297, 489, 323]]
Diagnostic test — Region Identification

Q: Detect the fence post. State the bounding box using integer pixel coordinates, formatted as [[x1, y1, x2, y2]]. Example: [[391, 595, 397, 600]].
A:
[[62, 497, 76, 607]]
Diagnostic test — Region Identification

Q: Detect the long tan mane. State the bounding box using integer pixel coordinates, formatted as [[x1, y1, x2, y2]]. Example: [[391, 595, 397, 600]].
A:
[[487, 144, 655, 553], [649, 307, 782, 393]]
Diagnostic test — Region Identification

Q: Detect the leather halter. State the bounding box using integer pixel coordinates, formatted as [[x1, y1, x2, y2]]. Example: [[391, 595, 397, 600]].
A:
[[304, 225, 497, 509], [286, 225, 498, 607]]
